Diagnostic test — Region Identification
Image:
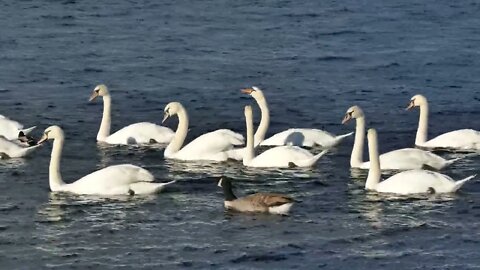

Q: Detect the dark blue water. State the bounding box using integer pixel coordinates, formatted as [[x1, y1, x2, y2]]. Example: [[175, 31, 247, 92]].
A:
[[1, 0, 480, 269]]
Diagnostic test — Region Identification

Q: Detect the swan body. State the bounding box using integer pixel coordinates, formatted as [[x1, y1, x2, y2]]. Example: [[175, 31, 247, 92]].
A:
[[365, 128, 475, 195], [240, 87, 352, 148], [243, 105, 326, 168], [260, 128, 353, 148], [343, 105, 458, 170], [163, 102, 244, 161], [0, 115, 36, 141], [408, 94, 480, 150], [0, 136, 41, 158], [90, 85, 174, 145], [39, 125, 175, 195]]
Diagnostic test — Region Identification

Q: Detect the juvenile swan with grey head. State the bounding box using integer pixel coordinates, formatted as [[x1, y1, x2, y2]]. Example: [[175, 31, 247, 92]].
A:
[[217, 177, 295, 215], [89, 84, 174, 145], [38, 125, 175, 195]]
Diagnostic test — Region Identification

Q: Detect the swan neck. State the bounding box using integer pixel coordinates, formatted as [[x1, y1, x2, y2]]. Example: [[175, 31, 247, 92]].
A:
[[97, 95, 112, 141], [243, 111, 255, 166], [49, 137, 66, 191], [351, 116, 365, 167], [253, 96, 270, 146], [366, 133, 380, 190], [165, 106, 188, 157], [416, 103, 429, 145]]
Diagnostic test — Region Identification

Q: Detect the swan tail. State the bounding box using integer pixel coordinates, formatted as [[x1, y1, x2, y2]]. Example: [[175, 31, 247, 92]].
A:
[[444, 157, 463, 167], [16, 144, 42, 157], [20, 126, 36, 135], [294, 150, 328, 167], [453, 175, 476, 192], [331, 132, 354, 145]]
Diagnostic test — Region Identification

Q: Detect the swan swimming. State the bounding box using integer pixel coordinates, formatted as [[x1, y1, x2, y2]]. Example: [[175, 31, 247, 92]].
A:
[[38, 125, 175, 195], [89, 84, 174, 145]]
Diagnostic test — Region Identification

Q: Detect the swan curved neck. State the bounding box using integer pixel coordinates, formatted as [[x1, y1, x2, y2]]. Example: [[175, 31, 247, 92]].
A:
[[165, 106, 188, 157], [49, 137, 66, 191], [415, 103, 429, 145], [253, 96, 270, 146], [243, 112, 255, 166], [351, 116, 365, 167], [366, 134, 380, 190], [97, 95, 112, 141]]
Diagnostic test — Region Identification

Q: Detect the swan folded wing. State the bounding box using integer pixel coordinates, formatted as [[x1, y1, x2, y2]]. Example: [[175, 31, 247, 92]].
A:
[[249, 146, 315, 167], [106, 122, 174, 144], [423, 129, 480, 149], [261, 128, 336, 147], [70, 164, 154, 194], [368, 148, 447, 170], [179, 129, 244, 156], [0, 117, 24, 140], [377, 170, 456, 194]]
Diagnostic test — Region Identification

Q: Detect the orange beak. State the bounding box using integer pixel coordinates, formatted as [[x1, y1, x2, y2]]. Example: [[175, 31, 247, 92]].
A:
[[89, 91, 99, 102], [342, 114, 352, 124], [37, 133, 49, 144], [241, 88, 254, 95]]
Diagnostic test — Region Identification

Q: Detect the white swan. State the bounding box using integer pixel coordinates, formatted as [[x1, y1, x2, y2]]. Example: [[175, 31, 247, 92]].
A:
[[365, 128, 475, 195], [38, 125, 175, 195], [342, 105, 459, 170], [0, 136, 41, 158], [0, 115, 36, 141], [407, 94, 480, 151], [243, 105, 327, 168], [241, 87, 352, 148], [89, 85, 174, 145], [162, 102, 244, 161]]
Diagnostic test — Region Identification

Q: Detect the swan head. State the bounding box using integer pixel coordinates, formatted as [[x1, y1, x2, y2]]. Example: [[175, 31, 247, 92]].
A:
[[89, 84, 109, 102], [241, 86, 265, 100], [342, 105, 364, 124], [407, 94, 427, 110], [162, 102, 183, 123], [38, 126, 65, 144], [244, 105, 253, 118]]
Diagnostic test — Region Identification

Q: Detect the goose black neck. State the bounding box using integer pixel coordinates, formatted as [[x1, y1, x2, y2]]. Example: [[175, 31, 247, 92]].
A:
[[221, 179, 237, 201]]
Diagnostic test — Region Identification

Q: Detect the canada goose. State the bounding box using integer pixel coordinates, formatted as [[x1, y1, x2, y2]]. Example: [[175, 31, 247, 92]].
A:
[[217, 177, 294, 215]]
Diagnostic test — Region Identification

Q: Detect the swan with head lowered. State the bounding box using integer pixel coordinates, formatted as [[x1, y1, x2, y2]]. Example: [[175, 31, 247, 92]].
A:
[[242, 87, 353, 148], [162, 102, 244, 161], [89, 84, 174, 145], [38, 125, 175, 195], [243, 105, 327, 168], [407, 94, 480, 151], [0, 135, 40, 158], [342, 105, 459, 170], [365, 128, 475, 195], [0, 115, 36, 141]]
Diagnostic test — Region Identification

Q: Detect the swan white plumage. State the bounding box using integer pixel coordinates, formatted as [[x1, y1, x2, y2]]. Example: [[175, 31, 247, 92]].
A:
[[365, 128, 475, 195], [162, 102, 244, 161], [243, 105, 327, 168], [407, 94, 480, 151], [342, 105, 459, 170], [0, 115, 36, 141], [89, 85, 174, 145], [0, 135, 41, 158], [38, 125, 175, 195], [241, 87, 352, 148]]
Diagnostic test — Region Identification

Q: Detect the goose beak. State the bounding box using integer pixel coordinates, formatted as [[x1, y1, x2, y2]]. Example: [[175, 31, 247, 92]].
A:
[[241, 88, 254, 95], [37, 133, 49, 145], [162, 112, 169, 124], [89, 91, 99, 102], [406, 100, 415, 111], [342, 114, 351, 124]]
